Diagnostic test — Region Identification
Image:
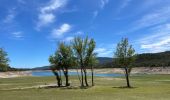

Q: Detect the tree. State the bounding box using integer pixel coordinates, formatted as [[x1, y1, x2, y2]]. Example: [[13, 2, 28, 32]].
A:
[[49, 42, 75, 87], [72, 37, 97, 87], [49, 52, 62, 87], [58, 42, 75, 86], [0, 48, 9, 72], [114, 38, 135, 88]]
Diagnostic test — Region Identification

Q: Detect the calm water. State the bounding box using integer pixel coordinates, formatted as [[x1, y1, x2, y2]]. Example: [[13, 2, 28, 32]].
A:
[[32, 71, 122, 77]]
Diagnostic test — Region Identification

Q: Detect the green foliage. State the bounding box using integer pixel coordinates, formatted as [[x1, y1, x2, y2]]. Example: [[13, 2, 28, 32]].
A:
[[72, 37, 97, 68], [114, 38, 136, 87], [0, 48, 9, 72], [72, 36, 97, 86], [114, 38, 135, 68]]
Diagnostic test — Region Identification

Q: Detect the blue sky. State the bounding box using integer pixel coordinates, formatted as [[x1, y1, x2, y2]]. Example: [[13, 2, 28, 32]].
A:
[[0, 0, 170, 68]]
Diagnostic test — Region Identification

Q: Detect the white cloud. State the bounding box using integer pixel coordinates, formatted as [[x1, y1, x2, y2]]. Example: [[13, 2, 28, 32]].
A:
[[138, 23, 170, 53], [11, 31, 23, 39], [95, 48, 113, 57], [119, 0, 132, 10], [100, 0, 109, 9], [94, 44, 115, 57], [63, 36, 74, 42], [133, 6, 170, 31], [38, 13, 55, 26], [93, 11, 98, 18], [75, 31, 84, 35], [3, 8, 16, 23], [51, 23, 71, 38], [93, 0, 109, 18], [37, 0, 67, 29]]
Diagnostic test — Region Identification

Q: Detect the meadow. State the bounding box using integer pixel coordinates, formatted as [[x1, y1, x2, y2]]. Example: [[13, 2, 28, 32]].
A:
[[0, 74, 170, 100]]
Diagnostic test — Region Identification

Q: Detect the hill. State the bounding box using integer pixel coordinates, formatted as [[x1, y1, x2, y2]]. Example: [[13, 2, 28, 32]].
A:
[[31, 51, 170, 70]]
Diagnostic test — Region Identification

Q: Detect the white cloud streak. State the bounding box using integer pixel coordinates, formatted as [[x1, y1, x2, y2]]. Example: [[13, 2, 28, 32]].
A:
[[100, 0, 109, 9], [138, 23, 170, 53], [119, 0, 132, 10], [11, 31, 23, 39], [51, 23, 71, 38], [3, 8, 16, 23], [133, 6, 170, 31], [63, 36, 74, 42], [37, 0, 67, 29]]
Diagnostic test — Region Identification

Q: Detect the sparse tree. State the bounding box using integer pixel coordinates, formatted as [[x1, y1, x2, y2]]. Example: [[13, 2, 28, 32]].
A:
[[49, 42, 75, 87], [0, 48, 9, 72], [114, 38, 135, 88], [72, 37, 97, 87], [49, 52, 62, 87]]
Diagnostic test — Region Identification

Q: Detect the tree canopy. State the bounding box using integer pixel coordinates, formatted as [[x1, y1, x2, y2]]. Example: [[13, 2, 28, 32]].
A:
[[0, 48, 9, 72]]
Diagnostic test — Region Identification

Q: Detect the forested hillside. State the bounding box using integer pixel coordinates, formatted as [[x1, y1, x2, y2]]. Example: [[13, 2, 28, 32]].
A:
[[30, 51, 170, 70]]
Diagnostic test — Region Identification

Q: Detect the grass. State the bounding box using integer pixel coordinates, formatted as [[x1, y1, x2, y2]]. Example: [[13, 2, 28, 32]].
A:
[[0, 74, 170, 100]]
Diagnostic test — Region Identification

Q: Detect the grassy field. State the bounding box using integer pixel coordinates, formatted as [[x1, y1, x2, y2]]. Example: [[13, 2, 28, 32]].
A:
[[0, 74, 170, 100]]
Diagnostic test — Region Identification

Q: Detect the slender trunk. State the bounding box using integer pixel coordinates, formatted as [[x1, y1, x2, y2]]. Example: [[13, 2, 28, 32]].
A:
[[81, 67, 84, 87], [83, 68, 89, 86], [59, 70, 62, 86], [91, 65, 94, 86], [53, 71, 61, 87], [76, 66, 81, 84], [125, 67, 130, 88], [65, 68, 70, 86]]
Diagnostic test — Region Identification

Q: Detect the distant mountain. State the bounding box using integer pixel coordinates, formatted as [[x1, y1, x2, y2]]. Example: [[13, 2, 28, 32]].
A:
[[31, 66, 50, 70], [31, 51, 170, 70]]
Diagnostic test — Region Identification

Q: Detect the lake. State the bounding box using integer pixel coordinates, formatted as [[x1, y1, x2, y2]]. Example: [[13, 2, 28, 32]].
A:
[[32, 71, 123, 77]]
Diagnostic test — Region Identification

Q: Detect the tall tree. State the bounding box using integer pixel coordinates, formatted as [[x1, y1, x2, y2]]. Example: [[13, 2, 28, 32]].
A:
[[72, 37, 97, 87], [114, 38, 135, 88], [49, 42, 75, 87], [0, 48, 9, 72], [58, 42, 75, 86], [49, 52, 62, 87]]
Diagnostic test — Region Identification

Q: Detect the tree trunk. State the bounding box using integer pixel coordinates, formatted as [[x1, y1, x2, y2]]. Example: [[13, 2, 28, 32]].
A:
[[91, 65, 94, 86], [125, 67, 130, 88], [53, 71, 61, 87], [83, 69, 89, 86], [59, 70, 62, 86], [76, 66, 81, 85], [81, 68, 84, 87], [65, 68, 70, 86]]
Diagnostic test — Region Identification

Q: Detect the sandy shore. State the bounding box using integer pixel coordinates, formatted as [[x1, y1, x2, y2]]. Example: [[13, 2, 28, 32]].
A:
[[0, 71, 32, 78], [0, 67, 169, 78]]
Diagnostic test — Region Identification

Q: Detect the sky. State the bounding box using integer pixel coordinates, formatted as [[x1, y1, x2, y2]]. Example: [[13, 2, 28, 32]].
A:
[[0, 0, 170, 68]]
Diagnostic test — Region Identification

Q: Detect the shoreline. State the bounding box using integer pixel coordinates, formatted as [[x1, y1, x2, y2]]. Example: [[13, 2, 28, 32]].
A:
[[0, 67, 170, 78]]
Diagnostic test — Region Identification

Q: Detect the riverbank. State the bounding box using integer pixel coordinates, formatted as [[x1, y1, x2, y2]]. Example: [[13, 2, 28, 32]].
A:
[[0, 71, 32, 78], [0, 67, 170, 78]]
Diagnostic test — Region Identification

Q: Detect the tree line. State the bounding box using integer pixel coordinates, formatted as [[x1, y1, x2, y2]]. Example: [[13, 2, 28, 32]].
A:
[[49, 37, 135, 88], [2, 36, 169, 88]]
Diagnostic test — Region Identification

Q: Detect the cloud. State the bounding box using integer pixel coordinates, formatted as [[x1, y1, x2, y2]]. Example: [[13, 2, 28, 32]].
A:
[[93, 0, 109, 18], [51, 23, 71, 38], [100, 0, 109, 9], [95, 48, 113, 57], [11, 31, 23, 39], [63, 36, 74, 42], [75, 31, 84, 35], [37, 0, 67, 29], [94, 44, 115, 57], [138, 23, 170, 53], [132, 6, 170, 31], [93, 11, 99, 18], [3, 8, 16, 23], [119, 0, 132, 10]]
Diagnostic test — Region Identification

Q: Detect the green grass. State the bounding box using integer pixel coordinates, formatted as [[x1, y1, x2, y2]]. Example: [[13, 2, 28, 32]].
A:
[[0, 74, 170, 100]]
